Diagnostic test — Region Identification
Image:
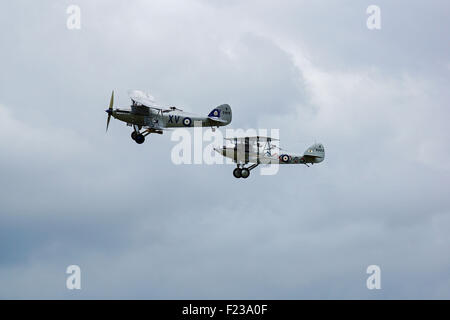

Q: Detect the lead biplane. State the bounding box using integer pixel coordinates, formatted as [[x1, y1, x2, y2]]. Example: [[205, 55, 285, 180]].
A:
[[214, 136, 325, 178], [105, 90, 232, 144]]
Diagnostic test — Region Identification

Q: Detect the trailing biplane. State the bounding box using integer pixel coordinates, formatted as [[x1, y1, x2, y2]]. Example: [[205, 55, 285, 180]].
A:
[[214, 136, 325, 178]]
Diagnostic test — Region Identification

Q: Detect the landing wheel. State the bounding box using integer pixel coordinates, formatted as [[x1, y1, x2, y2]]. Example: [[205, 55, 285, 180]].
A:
[[233, 168, 241, 179], [131, 131, 138, 140], [135, 134, 145, 144], [240, 168, 250, 179]]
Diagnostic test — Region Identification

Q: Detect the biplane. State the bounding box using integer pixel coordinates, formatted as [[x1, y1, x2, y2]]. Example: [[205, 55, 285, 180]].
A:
[[214, 136, 325, 178], [105, 90, 232, 144]]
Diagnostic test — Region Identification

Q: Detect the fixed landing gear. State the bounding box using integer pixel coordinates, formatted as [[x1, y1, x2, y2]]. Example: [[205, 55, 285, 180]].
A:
[[135, 134, 145, 144], [131, 131, 145, 144], [240, 168, 250, 178], [233, 164, 258, 179], [131, 125, 150, 144]]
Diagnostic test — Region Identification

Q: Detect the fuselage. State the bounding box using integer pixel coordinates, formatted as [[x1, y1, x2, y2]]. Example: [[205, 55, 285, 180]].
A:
[[215, 143, 325, 165], [112, 108, 227, 128]]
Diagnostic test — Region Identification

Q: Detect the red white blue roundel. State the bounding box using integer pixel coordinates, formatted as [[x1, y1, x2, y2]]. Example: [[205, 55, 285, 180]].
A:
[[280, 154, 290, 163], [183, 117, 192, 126]]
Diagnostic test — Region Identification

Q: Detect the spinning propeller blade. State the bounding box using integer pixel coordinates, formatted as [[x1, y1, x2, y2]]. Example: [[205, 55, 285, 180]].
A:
[[105, 91, 114, 132]]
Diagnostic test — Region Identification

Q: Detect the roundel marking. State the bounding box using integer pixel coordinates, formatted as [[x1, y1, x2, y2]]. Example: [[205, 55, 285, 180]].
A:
[[280, 154, 290, 163], [183, 117, 192, 127], [213, 110, 219, 117]]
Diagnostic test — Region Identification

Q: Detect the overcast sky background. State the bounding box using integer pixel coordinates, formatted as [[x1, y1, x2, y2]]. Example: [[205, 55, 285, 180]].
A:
[[0, 0, 449, 299]]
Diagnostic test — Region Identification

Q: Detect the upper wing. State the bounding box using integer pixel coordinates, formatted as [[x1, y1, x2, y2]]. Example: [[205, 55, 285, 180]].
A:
[[128, 90, 159, 108], [128, 89, 166, 115]]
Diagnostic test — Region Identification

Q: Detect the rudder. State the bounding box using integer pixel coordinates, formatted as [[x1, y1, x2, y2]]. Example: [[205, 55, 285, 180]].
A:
[[208, 104, 232, 125]]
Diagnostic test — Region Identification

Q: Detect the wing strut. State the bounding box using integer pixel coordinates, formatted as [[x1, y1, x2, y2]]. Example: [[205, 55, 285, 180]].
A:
[[256, 136, 260, 164], [245, 137, 249, 164], [234, 137, 238, 163]]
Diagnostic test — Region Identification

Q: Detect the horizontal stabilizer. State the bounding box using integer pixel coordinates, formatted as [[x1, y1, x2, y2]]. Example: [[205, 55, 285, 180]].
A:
[[208, 117, 228, 123]]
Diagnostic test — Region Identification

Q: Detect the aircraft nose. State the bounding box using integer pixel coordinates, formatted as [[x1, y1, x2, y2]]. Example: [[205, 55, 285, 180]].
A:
[[105, 109, 112, 115]]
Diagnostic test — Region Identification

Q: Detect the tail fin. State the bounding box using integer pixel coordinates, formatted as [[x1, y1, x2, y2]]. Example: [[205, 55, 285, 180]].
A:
[[303, 143, 325, 163], [208, 104, 232, 126]]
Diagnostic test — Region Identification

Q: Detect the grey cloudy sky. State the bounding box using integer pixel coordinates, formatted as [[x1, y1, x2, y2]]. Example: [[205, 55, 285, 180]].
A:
[[0, 0, 449, 299]]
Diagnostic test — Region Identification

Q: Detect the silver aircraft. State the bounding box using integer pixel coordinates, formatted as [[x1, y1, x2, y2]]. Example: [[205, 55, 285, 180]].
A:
[[105, 90, 232, 144], [214, 136, 325, 178]]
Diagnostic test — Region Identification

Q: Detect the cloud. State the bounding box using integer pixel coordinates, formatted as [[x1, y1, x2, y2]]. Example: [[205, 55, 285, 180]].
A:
[[0, 0, 449, 299]]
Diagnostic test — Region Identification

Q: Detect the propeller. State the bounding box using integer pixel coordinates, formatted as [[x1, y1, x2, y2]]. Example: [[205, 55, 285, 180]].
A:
[[105, 91, 114, 132]]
